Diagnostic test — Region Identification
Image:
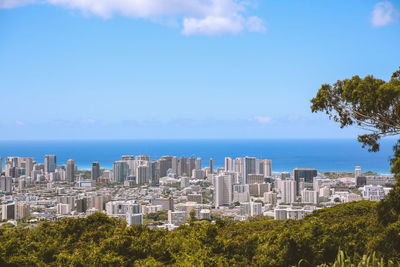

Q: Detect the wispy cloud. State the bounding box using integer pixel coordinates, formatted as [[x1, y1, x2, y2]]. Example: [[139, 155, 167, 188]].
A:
[[0, 0, 265, 36], [15, 120, 25, 126], [251, 116, 273, 124], [371, 1, 400, 27]]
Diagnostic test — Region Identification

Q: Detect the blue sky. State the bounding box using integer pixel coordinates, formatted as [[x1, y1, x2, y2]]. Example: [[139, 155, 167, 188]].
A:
[[0, 0, 399, 139]]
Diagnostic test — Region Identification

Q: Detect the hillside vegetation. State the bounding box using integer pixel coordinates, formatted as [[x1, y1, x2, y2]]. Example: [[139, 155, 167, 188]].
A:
[[0, 200, 399, 266]]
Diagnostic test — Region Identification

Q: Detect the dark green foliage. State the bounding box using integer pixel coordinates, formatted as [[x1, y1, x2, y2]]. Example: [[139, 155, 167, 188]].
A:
[[0, 202, 398, 266]]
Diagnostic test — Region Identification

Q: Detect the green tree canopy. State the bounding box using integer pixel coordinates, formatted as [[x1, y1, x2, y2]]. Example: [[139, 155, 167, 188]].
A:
[[311, 67, 400, 224], [311, 68, 400, 153]]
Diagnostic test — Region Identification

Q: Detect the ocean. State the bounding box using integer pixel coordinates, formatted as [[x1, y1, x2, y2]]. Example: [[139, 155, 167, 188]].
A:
[[0, 139, 397, 174]]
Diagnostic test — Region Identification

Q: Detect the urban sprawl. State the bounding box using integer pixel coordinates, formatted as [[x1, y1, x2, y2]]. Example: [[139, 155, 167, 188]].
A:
[[0, 155, 395, 229]]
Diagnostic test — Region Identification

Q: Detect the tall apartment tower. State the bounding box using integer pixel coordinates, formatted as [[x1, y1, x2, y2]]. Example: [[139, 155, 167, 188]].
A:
[[113, 161, 129, 183], [0, 157, 2, 173], [195, 157, 201, 170], [282, 179, 296, 203], [209, 158, 214, 174], [187, 157, 195, 178], [66, 159, 75, 183], [0, 176, 12, 194], [91, 162, 100, 181], [264, 159, 272, 177], [233, 158, 243, 173], [159, 156, 173, 178], [44, 155, 56, 173], [215, 174, 233, 208], [178, 156, 187, 176], [225, 157, 233, 172], [121, 155, 135, 176], [136, 164, 151, 184], [23, 158, 34, 177], [243, 157, 256, 184], [355, 166, 362, 178]]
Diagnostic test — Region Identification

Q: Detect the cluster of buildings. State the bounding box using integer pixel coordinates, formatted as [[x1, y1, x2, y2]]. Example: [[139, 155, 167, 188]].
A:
[[0, 155, 395, 229]]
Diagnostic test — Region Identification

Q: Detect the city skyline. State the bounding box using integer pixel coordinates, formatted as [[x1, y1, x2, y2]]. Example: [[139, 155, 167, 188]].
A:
[[1, 0, 400, 139]]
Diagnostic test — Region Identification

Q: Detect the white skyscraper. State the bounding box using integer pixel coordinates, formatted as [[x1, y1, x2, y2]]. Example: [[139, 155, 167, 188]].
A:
[[215, 174, 233, 207], [233, 158, 243, 174], [113, 161, 129, 183], [136, 163, 151, 184], [224, 157, 232, 171], [121, 155, 135, 176], [23, 157, 34, 177], [355, 166, 361, 178], [264, 159, 272, 177], [282, 179, 296, 203]]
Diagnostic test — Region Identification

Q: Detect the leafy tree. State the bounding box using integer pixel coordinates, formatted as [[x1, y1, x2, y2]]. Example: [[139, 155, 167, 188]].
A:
[[311, 68, 400, 224], [311, 68, 400, 153]]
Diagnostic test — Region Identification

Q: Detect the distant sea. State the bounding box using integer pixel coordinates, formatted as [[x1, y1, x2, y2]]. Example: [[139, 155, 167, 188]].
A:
[[0, 139, 397, 174]]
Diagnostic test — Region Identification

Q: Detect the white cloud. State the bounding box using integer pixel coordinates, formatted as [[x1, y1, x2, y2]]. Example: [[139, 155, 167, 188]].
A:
[[252, 116, 272, 124], [0, 0, 35, 8], [371, 1, 400, 27], [15, 120, 25, 126], [0, 0, 265, 35]]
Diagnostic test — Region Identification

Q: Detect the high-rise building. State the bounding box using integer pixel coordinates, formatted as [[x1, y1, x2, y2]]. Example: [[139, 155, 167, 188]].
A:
[[188, 157, 195, 178], [66, 159, 75, 183], [243, 157, 256, 184], [1, 176, 12, 193], [225, 157, 232, 171], [293, 168, 317, 195], [75, 198, 88, 213], [44, 155, 56, 173], [150, 161, 160, 185], [23, 157, 34, 177], [355, 166, 362, 178], [215, 173, 233, 207], [136, 164, 151, 184], [264, 159, 272, 177], [5, 157, 19, 170], [121, 155, 135, 176], [178, 156, 187, 176], [233, 158, 243, 173], [91, 162, 100, 181], [16, 202, 30, 220], [195, 157, 201, 170], [209, 158, 214, 174], [282, 179, 296, 203], [159, 156, 173, 177], [113, 161, 129, 183], [0, 157, 2, 173]]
